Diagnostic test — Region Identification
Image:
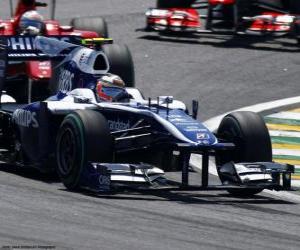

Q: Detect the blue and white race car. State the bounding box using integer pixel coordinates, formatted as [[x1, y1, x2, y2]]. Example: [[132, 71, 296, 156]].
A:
[[0, 36, 294, 196]]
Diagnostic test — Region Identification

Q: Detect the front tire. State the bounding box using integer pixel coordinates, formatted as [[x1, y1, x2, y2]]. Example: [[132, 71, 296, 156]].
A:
[[56, 110, 113, 190], [216, 111, 272, 196]]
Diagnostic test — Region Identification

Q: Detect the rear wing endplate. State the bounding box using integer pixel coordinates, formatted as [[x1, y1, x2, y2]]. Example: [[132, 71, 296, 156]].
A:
[[0, 38, 8, 99]]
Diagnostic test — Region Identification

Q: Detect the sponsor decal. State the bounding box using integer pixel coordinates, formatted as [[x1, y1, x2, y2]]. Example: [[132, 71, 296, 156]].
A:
[[184, 127, 208, 132], [172, 121, 201, 126], [107, 119, 130, 131], [38, 61, 51, 70], [58, 69, 74, 93], [99, 175, 110, 186], [92, 163, 111, 191], [98, 173, 110, 191], [170, 118, 187, 122], [8, 37, 34, 50], [169, 115, 182, 118], [196, 133, 209, 140], [79, 52, 90, 66], [13, 109, 38, 128], [7, 36, 71, 51]]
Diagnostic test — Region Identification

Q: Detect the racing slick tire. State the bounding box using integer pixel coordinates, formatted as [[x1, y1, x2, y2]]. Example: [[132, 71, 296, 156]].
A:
[[71, 16, 109, 38], [156, 0, 195, 8], [102, 44, 135, 87], [56, 110, 113, 190], [216, 111, 272, 197]]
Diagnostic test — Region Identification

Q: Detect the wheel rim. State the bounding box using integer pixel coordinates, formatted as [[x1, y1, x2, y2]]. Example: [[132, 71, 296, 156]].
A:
[[58, 127, 77, 176]]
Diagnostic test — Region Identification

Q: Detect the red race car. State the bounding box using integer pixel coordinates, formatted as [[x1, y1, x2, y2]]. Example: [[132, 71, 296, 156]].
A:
[[1, 0, 134, 102], [145, 0, 300, 43], [2, 0, 109, 37]]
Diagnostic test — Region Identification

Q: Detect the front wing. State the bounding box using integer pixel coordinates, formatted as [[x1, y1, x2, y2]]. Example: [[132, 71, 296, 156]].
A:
[[78, 160, 294, 193]]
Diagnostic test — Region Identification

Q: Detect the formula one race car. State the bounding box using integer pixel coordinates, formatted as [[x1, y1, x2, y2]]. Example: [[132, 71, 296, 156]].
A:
[[0, 35, 294, 196], [1, 0, 135, 103], [145, 0, 300, 43]]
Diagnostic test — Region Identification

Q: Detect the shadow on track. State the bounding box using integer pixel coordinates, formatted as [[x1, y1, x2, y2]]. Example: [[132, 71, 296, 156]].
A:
[[60, 186, 297, 206], [0, 162, 60, 184], [0, 162, 297, 206], [137, 32, 300, 53]]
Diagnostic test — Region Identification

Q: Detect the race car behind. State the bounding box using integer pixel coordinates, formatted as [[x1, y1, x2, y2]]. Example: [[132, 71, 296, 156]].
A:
[[145, 0, 300, 43]]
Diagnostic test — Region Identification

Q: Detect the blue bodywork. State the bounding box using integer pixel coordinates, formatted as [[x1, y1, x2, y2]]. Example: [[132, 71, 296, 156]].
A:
[[0, 36, 293, 192]]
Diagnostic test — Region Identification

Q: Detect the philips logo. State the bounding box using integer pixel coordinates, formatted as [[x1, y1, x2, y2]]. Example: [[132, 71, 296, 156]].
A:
[[8, 37, 34, 50], [13, 109, 38, 128], [8, 36, 71, 51]]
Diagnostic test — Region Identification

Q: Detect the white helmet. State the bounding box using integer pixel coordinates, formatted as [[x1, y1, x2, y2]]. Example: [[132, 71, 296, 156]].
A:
[[96, 74, 126, 102], [19, 10, 44, 35]]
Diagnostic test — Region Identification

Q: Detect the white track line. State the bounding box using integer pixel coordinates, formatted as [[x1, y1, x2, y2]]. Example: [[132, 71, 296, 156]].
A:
[[273, 149, 300, 157], [266, 111, 300, 120], [204, 95, 300, 132], [269, 130, 300, 138]]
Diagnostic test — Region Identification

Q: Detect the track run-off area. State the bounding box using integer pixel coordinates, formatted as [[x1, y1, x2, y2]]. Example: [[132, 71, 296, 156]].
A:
[[1, 1, 300, 250]]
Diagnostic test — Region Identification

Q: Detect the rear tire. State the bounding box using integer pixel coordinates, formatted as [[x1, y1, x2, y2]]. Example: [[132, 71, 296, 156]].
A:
[[216, 111, 272, 197], [71, 16, 109, 38], [56, 110, 113, 190], [102, 44, 135, 87], [157, 0, 195, 8]]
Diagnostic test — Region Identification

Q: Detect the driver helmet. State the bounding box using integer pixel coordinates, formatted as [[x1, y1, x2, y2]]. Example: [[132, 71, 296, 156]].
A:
[[19, 10, 44, 35], [96, 74, 126, 102]]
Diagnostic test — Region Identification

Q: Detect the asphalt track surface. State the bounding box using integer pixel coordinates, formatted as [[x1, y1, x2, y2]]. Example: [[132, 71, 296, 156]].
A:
[[1, 1, 300, 249]]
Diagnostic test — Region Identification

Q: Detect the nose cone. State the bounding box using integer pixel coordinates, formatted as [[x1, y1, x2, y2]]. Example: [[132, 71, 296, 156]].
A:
[[164, 109, 218, 145]]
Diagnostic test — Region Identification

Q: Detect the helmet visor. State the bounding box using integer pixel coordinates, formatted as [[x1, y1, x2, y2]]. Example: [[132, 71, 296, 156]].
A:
[[20, 20, 44, 33], [97, 83, 125, 101]]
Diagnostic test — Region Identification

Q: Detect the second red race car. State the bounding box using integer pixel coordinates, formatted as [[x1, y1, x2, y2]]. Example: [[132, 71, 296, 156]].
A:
[[1, 0, 135, 102], [145, 0, 300, 43]]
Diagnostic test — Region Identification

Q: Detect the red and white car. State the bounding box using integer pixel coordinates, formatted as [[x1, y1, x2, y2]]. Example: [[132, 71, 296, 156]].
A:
[[145, 0, 300, 41], [146, 7, 201, 32]]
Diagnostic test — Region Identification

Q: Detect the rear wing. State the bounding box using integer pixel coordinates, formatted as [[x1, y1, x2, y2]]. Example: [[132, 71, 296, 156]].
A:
[[1, 35, 113, 60], [0, 35, 111, 102], [0, 35, 80, 100], [2, 35, 81, 60]]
